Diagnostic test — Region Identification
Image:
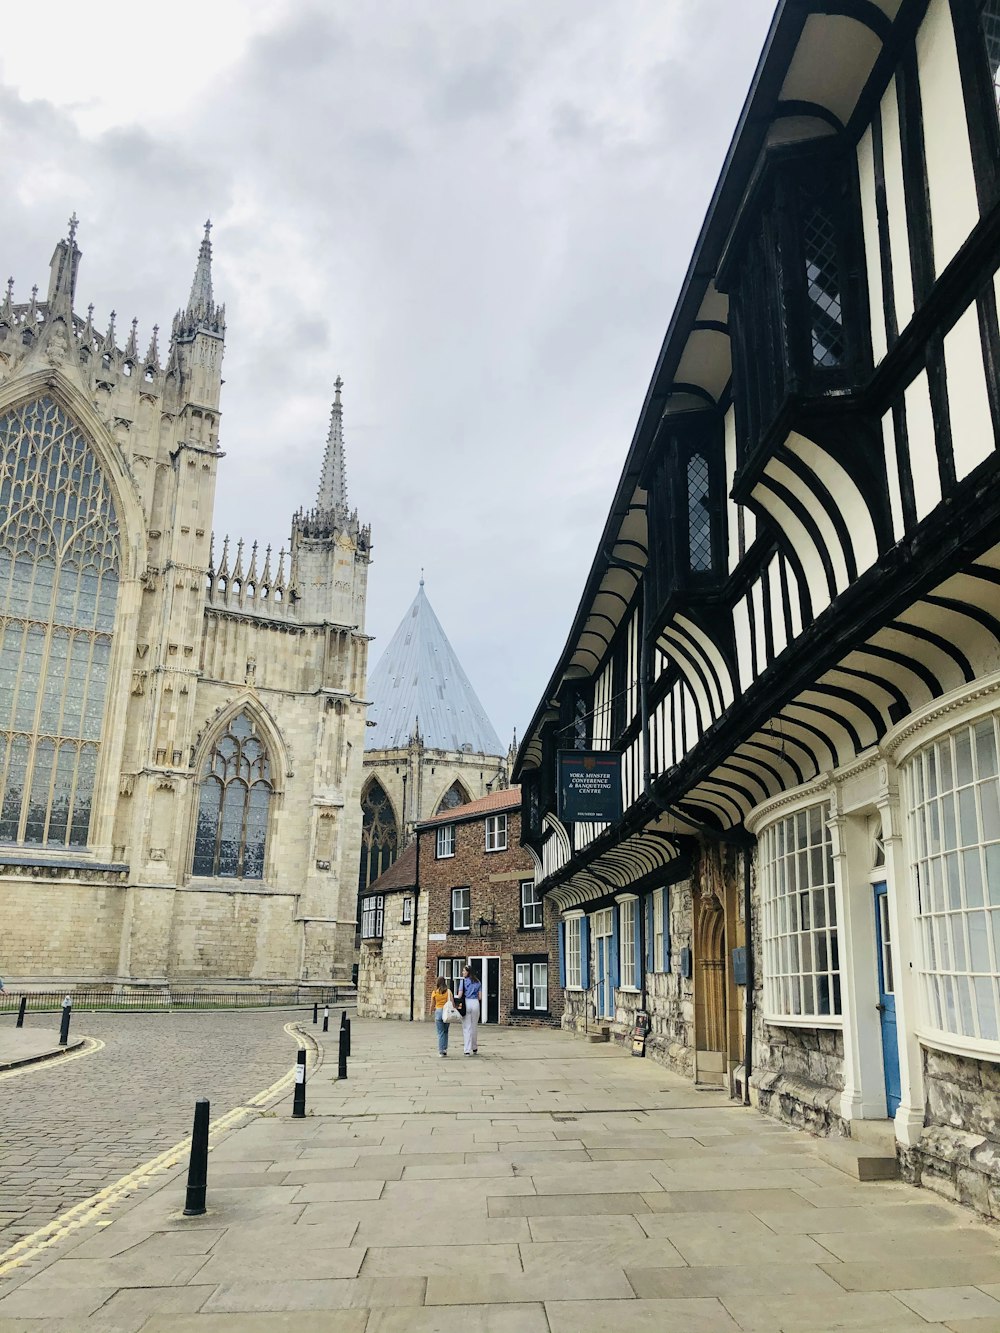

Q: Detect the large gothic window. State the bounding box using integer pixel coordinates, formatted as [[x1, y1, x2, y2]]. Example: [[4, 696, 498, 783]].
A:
[[191, 714, 273, 878], [0, 397, 120, 848], [358, 780, 399, 894], [436, 781, 469, 814]]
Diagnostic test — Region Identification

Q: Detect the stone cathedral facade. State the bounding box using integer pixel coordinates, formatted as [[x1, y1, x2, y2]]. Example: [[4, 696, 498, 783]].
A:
[[0, 220, 370, 988]]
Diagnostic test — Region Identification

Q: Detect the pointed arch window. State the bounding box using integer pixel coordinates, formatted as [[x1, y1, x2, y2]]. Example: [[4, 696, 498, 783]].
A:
[[436, 781, 469, 814], [358, 780, 399, 894], [191, 714, 273, 878], [0, 397, 120, 848]]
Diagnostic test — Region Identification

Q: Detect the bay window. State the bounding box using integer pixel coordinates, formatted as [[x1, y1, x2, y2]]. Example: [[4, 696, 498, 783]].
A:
[[760, 802, 841, 1019]]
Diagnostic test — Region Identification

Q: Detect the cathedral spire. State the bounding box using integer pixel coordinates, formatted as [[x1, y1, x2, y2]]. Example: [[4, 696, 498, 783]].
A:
[[173, 219, 225, 343], [187, 220, 214, 316], [316, 375, 348, 514], [46, 212, 81, 322]]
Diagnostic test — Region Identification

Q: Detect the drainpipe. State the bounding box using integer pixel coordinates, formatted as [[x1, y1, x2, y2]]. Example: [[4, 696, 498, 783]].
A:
[[742, 846, 754, 1106], [408, 830, 421, 1021]]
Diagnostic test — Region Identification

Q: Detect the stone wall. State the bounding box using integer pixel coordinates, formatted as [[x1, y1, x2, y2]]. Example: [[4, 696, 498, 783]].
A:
[[0, 878, 126, 980], [561, 879, 696, 1078], [900, 1047, 1000, 1218], [755, 1023, 847, 1135], [357, 889, 417, 1020]]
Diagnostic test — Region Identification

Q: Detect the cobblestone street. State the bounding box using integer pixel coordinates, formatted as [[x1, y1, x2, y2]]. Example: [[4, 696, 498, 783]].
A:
[[0, 1009, 312, 1248]]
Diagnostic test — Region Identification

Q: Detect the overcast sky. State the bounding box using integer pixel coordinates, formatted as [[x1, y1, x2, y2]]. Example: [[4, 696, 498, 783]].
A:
[[1, 0, 775, 747]]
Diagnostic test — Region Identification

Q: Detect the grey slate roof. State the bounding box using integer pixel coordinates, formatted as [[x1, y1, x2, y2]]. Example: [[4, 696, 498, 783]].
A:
[[365, 581, 504, 756]]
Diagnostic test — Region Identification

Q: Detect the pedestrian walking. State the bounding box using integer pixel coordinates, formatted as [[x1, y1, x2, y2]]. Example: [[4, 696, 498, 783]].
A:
[[456, 964, 482, 1055], [429, 975, 454, 1056]]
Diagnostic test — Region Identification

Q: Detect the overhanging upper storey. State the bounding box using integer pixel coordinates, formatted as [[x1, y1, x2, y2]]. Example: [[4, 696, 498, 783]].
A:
[[516, 0, 1000, 900]]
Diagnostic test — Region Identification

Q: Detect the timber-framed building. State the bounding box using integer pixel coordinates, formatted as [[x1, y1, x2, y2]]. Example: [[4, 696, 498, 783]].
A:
[[515, 0, 1000, 1213]]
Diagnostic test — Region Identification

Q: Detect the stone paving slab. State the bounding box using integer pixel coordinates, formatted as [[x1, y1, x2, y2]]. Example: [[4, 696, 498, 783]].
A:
[[0, 1030, 83, 1071], [1, 1019, 999, 1331]]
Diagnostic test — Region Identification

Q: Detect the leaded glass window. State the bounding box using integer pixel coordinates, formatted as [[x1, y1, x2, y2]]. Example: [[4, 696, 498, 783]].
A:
[[687, 453, 713, 571], [803, 203, 845, 368], [191, 714, 273, 878], [358, 779, 398, 894], [0, 397, 119, 848]]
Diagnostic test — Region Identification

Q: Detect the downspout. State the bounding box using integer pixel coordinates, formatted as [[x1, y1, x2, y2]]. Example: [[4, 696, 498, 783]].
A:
[[742, 846, 754, 1106], [408, 829, 421, 1021]]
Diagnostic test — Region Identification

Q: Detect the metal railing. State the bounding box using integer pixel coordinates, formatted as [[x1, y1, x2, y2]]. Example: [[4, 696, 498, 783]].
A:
[[0, 986, 353, 1014]]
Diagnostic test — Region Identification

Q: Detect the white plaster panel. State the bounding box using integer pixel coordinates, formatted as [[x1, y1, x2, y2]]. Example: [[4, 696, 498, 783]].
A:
[[904, 373, 942, 521], [766, 457, 850, 594], [734, 596, 754, 693], [881, 78, 915, 332], [752, 577, 768, 670], [787, 432, 879, 576], [768, 557, 787, 659], [917, 0, 980, 275], [944, 300, 996, 481], [786, 556, 805, 640], [858, 125, 887, 363], [755, 485, 830, 619], [882, 410, 905, 541], [676, 613, 735, 710]]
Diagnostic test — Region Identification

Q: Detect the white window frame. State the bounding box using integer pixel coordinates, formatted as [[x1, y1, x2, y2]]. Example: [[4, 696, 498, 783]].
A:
[[485, 813, 508, 852], [436, 824, 455, 859], [618, 895, 637, 990], [451, 886, 471, 933], [401, 895, 412, 924], [360, 893, 384, 940], [520, 880, 543, 929], [652, 887, 665, 971], [514, 958, 549, 1013], [760, 802, 841, 1023], [905, 709, 1000, 1052], [565, 914, 583, 989]]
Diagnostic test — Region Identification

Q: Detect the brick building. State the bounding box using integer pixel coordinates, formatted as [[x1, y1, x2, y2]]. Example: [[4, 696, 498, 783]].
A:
[[357, 787, 563, 1028]]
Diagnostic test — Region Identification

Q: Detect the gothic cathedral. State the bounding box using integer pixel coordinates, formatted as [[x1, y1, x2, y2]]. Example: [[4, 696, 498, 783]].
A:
[[0, 220, 370, 988]]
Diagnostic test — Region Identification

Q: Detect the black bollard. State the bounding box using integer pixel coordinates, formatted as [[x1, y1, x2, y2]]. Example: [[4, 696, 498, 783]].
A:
[[292, 1048, 307, 1117], [183, 1099, 210, 1216], [340, 1008, 347, 1032], [322, 1006, 329, 1033], [345, 1016, 351, 1058], [337, 1023, 348, 1079], [58, 998, 72, 1046], [15, 996, 26, 1028], [312, 1002, 318, 1025]]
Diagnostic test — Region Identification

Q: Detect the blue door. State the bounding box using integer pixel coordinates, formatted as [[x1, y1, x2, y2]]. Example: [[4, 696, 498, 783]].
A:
[[596, 935, 607, 1019], [874, 882, 900, 1117]]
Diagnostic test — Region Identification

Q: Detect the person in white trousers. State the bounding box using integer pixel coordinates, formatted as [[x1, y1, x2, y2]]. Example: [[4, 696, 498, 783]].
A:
[[457, 964, 482, 1055]]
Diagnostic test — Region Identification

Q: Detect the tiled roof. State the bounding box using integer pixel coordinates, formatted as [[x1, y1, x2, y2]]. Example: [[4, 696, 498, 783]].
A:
[[420, 786, 521, 827], [364, 581, 504, 756], [365, 840, 418, 893]]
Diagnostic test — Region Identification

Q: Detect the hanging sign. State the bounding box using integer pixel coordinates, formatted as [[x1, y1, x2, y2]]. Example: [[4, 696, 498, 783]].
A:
[[557, 750, 623, 823]]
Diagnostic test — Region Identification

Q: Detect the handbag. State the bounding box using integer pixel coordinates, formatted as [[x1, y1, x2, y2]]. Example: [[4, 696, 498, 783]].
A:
[[442, 998, 462, 1024], [454, 982, 467, 1017]]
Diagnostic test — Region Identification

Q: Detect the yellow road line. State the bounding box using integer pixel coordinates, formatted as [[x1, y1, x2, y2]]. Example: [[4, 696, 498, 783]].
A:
[[0, 1022, 316, 1281], [0, 1036, 105, 1082]]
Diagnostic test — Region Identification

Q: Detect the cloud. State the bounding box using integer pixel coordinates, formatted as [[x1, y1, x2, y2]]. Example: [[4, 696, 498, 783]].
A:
[[0, 0, 777, 743]]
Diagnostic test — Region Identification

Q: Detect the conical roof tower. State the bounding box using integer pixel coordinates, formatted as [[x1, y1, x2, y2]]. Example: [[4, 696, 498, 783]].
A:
[[365, 579, 503, 755]]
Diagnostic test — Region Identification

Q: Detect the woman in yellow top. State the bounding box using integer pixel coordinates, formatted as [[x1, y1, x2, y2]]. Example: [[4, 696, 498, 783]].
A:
[[429, 975, 453, 1057]]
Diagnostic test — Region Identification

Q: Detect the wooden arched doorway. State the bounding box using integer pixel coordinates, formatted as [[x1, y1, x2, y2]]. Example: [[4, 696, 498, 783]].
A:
[[694, 890, 728, 1086]]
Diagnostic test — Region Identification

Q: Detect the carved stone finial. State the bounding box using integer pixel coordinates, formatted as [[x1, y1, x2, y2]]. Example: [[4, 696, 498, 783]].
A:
[[67, 212, 79, 246]]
